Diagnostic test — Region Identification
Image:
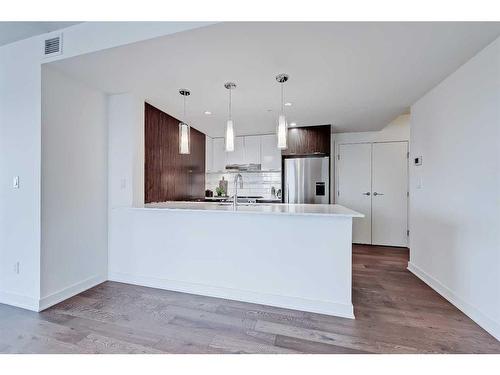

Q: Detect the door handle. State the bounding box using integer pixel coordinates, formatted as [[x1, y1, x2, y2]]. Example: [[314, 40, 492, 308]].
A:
[[373, 192, 384, 196], [362, 192, 371, 196]]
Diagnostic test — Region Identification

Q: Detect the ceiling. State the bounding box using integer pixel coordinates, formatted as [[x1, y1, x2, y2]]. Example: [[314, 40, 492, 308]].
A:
[[48, 22, 500, 137], [0, 22, 81, 46]]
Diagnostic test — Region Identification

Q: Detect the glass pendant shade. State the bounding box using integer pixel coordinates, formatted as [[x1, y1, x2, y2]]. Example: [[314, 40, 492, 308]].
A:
[[275, 73, 289, 150], [178, 88, 191, 155], [224, 82, 237, 153], [277, 114, 288, 149], [225, 119, 235, 152], [179, 122, 190, 154]]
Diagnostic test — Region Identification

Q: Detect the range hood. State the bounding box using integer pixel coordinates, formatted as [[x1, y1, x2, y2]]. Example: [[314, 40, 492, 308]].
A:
[[225, 163, 262, 171]]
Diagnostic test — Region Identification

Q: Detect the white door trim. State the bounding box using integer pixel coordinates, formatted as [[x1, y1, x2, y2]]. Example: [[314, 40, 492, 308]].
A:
[[335, 140, 409, 248]]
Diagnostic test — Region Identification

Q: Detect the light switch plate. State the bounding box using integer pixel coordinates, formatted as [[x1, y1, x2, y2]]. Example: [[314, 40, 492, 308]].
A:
[[416, 176, 423, 189], [13, 176, 19, 189]]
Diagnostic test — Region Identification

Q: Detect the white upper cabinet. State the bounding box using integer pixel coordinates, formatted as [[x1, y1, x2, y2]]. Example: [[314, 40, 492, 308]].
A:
[[212, 137, 226, 172], [243, 136, 261, 165], [261, 134, 281, 171], [205, 136, 213, 172], [209, 134, 282, 171], [225, 137, 245, 166]]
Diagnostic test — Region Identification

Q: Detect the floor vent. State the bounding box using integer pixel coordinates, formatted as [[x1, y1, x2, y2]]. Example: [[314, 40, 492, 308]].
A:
[[43, 34, 62, 57]]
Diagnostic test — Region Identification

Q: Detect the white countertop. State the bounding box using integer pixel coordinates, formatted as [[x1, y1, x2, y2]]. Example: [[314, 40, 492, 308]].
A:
[[203, 197, 282, 203], [141, 201, 363, 218]]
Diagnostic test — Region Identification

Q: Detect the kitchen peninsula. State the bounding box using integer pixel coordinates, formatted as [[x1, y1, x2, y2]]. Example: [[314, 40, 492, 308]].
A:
[[108, 202, 362, 318]]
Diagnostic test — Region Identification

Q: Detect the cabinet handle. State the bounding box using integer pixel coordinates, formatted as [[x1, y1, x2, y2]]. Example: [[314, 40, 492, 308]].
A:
[[373, 192, 384, 196], [362, 192, 371, 196]]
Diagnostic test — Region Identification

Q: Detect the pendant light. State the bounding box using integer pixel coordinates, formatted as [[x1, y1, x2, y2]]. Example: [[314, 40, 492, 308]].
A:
[[178, 89, 191, 154], [224, 82, 236, 152], [276, 73, 289, 149]]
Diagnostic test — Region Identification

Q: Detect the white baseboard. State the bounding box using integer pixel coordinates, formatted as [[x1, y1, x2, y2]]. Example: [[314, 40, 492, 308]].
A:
[[408, 262, 500, 341], [0, 290, 39, 311], [38, 274, 107, 311], [109, 271, 354, 319]]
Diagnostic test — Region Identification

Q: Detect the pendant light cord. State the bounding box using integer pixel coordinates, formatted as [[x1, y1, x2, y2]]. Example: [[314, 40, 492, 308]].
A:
[[281, 82, 284, 114], [183, 95, 186, 118], [229, 87, 232, 120]]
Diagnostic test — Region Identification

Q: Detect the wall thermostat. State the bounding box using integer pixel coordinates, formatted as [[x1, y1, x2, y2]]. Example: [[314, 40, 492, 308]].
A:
[[414, 156, 422, 166]]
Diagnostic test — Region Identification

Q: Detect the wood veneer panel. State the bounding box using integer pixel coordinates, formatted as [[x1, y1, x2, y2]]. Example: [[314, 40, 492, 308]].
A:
[[282, 124, 331, 156], [144, 102, 205, 203]]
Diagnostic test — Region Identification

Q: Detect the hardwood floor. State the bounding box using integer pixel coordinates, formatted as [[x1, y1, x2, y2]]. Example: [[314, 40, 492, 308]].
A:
[[0, 245, 499, 353]]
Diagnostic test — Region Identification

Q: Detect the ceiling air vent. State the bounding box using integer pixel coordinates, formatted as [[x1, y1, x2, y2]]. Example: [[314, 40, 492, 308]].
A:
[[43, 34, 62, 57]]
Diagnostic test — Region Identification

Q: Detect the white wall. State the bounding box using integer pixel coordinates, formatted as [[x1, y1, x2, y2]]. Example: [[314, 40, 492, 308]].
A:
[[43, 22, 214, 64], [108, 94, 145, 208], [0, 36, 42, 310], [332, 114, 410, 203], [40, 66, 108, 309], [333, 114, 410, 145], [0, 22, 208, 311], [408, 37, 500, 340]]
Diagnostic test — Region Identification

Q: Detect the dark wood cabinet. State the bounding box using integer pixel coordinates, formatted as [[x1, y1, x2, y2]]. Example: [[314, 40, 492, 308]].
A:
[[282, 125, 331, 156], [145, 103, 205, 203]]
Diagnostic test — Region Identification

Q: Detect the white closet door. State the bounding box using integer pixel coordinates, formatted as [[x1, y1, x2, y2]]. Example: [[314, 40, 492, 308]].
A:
[[372, 142, 408, 247], [338, 143, 372, 244]]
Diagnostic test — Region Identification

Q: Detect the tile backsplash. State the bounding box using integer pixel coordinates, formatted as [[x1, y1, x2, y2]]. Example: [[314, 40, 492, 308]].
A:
[[206, 171, 282, 199]]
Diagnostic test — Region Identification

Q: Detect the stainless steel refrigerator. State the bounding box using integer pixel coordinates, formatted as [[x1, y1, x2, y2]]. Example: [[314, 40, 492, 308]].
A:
[[284, 156, 330, 204]]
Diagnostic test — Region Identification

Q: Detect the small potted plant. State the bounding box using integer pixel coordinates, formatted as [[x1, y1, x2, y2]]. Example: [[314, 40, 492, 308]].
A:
[[215, 186, 225, 197]]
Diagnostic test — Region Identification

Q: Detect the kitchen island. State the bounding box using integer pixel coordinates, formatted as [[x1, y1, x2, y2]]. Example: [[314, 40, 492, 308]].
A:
[[108, 202, 363, 318]]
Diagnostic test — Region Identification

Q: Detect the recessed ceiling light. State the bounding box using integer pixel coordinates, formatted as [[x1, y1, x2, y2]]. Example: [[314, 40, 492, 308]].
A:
[[290, 122, 297, 127], [285, 102, 292, 107], [204, 111, 212, 115]]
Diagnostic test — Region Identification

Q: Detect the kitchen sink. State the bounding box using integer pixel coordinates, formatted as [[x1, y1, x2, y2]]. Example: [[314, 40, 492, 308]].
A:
[[217, 202, 251, 206], [216, 202, 273, 207]]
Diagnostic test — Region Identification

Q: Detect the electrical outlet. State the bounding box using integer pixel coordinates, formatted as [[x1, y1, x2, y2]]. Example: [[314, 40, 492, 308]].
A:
[[14, 262, 20, 274], [120, 178, 127, 189]]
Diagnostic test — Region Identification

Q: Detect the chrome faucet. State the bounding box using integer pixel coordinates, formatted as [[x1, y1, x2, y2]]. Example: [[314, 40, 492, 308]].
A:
[[233, 173, 244, 209]]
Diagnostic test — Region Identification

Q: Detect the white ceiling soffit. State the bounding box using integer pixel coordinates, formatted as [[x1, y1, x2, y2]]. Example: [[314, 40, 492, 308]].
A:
[[0, 22, 81, 46], [48, 22, 500, 137]]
